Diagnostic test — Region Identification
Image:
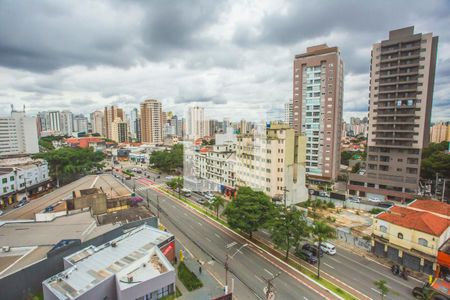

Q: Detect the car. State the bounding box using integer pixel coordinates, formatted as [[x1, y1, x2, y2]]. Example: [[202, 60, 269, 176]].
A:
[[14, 199, 29, 209], [319, 191, 330, 198], [368, 196, 383, 203], [378, 201, 394, 208], [181, 188, 192, 197], [295, 249, 318, 264], [302, 243, 324, 257], [195, 198, 206, 204], [316, 241, 336, 255], [347, 196, 361, 203], [203, 192, 214, 200]]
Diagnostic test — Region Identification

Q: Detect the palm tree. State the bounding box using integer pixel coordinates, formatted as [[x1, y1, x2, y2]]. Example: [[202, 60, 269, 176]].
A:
[[312, 221, 335, 279], [208, 196, 225, 219]]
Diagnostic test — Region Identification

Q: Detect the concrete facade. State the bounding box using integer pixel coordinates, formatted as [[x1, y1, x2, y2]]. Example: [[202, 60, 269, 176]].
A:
[[292, 44, 344, 182], [348, 26, 439, 202], [140, 99, 163, 145], [0, 110, 39, 156]]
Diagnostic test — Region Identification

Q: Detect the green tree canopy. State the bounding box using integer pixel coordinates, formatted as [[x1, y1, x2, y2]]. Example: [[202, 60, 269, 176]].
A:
[[421, 141, 450, 179], [224, 186, 275, 239], [33, 147, 105, 186], [167, 176, 183, 197], [208, 196, 226, 219], [149, 144, 183, 173], [269, 206, 310, 260], [373, 279, 389, 300]]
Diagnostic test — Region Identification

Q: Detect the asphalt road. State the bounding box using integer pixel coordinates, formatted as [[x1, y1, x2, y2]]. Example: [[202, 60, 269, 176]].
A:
[[128, 177, 334, 300]]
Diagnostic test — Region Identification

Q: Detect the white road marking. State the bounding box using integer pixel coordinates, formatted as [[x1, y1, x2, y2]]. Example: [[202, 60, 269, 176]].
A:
[[197, 222, 203, 226], [323, 262, 335, 270], [371, 287, 381, 294], [214, 233, 221, 239], [183, 213, 188, 217], [264, 268, 273, 277], [303, 297, 309, 300], [171, 205, 176, 208], [254, 275, 264, 283], [205, 237, 211, 242], [328, 257, 342, 264]]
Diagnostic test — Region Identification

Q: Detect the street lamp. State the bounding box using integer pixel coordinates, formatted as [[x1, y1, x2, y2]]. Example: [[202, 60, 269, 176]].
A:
[[224, 242, 248, 294]]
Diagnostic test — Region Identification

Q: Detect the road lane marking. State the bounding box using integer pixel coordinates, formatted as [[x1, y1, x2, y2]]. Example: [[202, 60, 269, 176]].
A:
[[183, 213, 188, 217], [323, 263, 335, 270], [197, 222, 203, 226], [214, 233, 221, 239], [171, 205, 176, 208], [264, 268, 273, 277], [205, 237, 211, 242], [371, 287, 381, 294], [328, 257, 342, 264], [254, 275, 264, 283]]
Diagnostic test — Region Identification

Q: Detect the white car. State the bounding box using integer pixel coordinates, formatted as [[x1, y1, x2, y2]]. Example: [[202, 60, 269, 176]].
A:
[[347, 196, 361, 203], [319, 191, 330, 198], [368, 196, 382, 203], [204, 192, 214, 201], [316, 242, 336, 255]]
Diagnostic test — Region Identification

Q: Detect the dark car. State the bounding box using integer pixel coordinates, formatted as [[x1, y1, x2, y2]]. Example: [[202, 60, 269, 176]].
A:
[[295, 249, 318, 264], [378, 201, 394, 208], [302, 243, 324, 257]]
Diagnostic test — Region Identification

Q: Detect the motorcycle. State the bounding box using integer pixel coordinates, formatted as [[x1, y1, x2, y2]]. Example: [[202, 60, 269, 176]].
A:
[[391, 264, 408, 280]]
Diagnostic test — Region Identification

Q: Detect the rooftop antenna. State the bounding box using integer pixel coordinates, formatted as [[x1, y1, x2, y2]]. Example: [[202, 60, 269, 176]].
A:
[[10, 104, 14, 113], [23, 104, 25, 112]]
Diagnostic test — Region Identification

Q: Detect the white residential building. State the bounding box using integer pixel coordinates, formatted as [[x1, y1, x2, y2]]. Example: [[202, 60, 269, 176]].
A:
[[284, 102, 294, 128], [60, 110, 73, 136], [186, 106, 209, 140], [90, 110, 104, 136], [0, 109, 39, 156], [42, 225, 176, 300], [48, 111, 61, 132]]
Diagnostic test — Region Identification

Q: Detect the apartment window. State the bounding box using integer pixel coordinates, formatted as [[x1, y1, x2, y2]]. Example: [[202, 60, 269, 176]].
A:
[[2, 178, 6, 184], [10, 176, 14, 181], [418, 238, 428, 247], [380, 225, 387, 233], [398, 233, 403, 239]]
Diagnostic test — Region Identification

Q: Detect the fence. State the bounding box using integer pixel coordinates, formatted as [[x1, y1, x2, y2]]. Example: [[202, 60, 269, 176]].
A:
[[314, 196, 389, 212], [336, 227, 372, 252], [0, 217, 157, 300]]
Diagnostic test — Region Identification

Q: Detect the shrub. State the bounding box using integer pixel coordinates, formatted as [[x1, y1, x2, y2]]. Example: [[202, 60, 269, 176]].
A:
[[177, 262, 203, 291], [370, 208, 384, 215], [326, 201, 335, 209]]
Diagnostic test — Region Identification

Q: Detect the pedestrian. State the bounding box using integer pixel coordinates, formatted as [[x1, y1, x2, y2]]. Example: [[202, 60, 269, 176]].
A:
[[199, 266, 202, 274]]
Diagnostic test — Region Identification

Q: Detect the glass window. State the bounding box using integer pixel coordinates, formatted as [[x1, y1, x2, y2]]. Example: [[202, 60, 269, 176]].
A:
[[2, 178, 6, 184], [398, 233, 403, 239], [380, 225, 387, 233], [418, 238, 428, 247]]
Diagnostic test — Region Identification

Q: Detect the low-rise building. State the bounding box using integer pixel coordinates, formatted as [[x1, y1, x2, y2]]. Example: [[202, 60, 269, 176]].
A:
[[0, 156, 50, 206], [42, 225, 175, 300], [372, 199, 450, 274]]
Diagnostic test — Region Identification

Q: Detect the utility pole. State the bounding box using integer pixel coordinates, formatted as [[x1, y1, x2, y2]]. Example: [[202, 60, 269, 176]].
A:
[[443, 179, 449, 203], [263, 272, 280, 300], [157, 194, 160, 219], [224, 242, 248, 294]]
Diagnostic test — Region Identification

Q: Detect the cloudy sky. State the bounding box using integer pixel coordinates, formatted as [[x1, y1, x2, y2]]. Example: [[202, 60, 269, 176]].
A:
[[0, 0, 449, 122]]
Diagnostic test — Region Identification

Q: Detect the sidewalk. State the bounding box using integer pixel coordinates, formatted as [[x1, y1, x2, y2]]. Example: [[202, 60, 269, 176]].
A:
[[175, 242, 224, 300]]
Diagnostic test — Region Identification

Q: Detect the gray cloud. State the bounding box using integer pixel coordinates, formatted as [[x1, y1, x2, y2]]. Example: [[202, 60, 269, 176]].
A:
[[0, 0, 448, 122]]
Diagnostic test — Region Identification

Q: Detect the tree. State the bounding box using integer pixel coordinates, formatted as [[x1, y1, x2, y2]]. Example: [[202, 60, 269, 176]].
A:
[[33, 147, 105, 187], [421, 141, 450, 179], [224, 186, 275, 239], [269, 206, 310, 260], [373, 279, 389, 300], [167, 177, 183, 198], [149, 144, 183, 173], [208, 196, 225, 219], [312, 221, 335, 279], [351, 162, 361, 173]]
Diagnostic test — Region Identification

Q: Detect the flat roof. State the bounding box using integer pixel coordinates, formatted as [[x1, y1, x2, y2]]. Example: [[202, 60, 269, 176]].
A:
[[43, 225, 173, 299]]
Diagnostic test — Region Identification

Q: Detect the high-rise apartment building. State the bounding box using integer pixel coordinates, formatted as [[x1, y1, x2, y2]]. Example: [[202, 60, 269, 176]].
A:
[[90, 110, 104, 136], [348, 26, 438, 202], [48, 111, 61, 132], [73, 114, 88, 133], [60, 110, 73, 136], [292, 44, 344, 182], [284, 102, 294, 128], [111, 118, 128, 143], [140, 99, 163, 144], [0, 108, 39, 156], [430, 122, 450, 143], [186, 106, 209, 140], [130, 108, 139, 140], [104, 106, 124, 140]]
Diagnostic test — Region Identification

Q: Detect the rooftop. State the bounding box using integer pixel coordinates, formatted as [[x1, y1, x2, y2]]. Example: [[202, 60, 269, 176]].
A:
[[408, 199, 450, 217], [43, 225, 173, 299], [377, 205, 450, 236]]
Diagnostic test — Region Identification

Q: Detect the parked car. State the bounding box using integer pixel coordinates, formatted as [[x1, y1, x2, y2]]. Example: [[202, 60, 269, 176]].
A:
[[319, 191, 330, 198], [203, 192, 214, 201], [195, 198, 206, 204], [165, 176, 174, 180], [14, 199, 29, 209], [181, 188, 192, 197], [378, 201, 394, 208], [315, 242, 336, 255], [347, 196, 361, 203], [302, 243, 324, 257], [295, 249, 318, 264], [368, 196, 382, 203]]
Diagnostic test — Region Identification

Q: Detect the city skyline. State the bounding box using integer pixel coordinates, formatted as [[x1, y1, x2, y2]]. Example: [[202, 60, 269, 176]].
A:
[[0, 1, 449, 123]]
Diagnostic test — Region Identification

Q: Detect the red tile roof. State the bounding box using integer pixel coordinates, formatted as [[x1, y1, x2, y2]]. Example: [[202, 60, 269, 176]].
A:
[[377, 206, 450, 236], [408, 199, 450, 216]]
